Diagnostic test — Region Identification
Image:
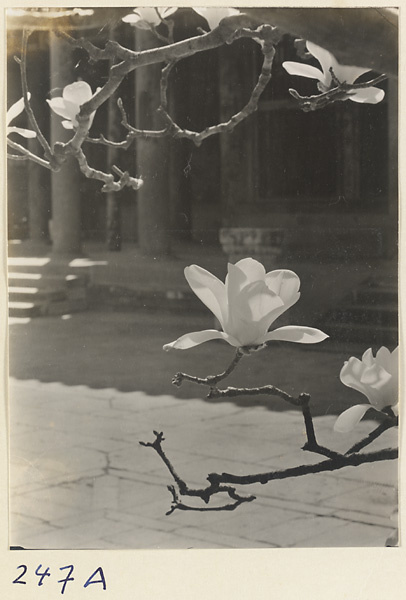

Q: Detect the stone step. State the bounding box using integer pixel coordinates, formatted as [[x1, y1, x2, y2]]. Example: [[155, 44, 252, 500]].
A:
[[8, 271, 88, 289], [7, 257, 51, 272], [8, 287, 67, 303], [8, 301, 42, 318], [8, 272, 42, 282]]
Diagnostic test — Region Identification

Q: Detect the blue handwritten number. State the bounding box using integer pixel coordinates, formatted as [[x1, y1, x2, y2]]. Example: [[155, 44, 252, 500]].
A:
[[84, 567, 107, 590], [12, 565, 27, 584], [58, 565, 75, 595], [35, 564, 51, 586]]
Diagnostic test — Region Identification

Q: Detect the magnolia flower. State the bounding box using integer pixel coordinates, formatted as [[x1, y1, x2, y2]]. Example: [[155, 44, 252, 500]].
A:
[[282, 41, 385, 104], [163, 258, 328, 350], [46, 81, 99, 131], [334, 347, 398, 433], [7, 94, 36, 138], [122, 7, 178, 29], [193, 7, 240, 30]]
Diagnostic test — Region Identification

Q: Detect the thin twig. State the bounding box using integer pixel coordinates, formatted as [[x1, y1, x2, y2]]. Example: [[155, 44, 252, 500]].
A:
[[346, 417, 398, 455], [172, 349, 244, 388], [160, 60, 177, 110], [141, 431, 255, 513], [207, 383, 300, 406], [166, 484, 255, 515], [7, 139, 52, 169]]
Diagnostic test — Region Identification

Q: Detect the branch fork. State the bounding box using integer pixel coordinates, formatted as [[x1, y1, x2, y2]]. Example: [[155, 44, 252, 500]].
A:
[[141, 348, 398, 513]]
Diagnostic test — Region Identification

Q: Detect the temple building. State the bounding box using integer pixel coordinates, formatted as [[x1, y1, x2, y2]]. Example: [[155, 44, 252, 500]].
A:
[[7, 9, 397, 261]]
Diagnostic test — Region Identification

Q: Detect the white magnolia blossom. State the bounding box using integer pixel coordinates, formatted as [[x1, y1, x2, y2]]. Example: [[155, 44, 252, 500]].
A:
[[283, 41, 385, 104], [193, 7, 240, 30], [163, 258, 328, 350], [334, 346, 398, 433], [122, 7, 178, 29], [7, 94, 37, 138], [46, 81, 99, 131]]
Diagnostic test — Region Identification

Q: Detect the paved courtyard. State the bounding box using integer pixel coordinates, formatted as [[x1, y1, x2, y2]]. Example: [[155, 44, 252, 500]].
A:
[[9, 354, 398, 549]]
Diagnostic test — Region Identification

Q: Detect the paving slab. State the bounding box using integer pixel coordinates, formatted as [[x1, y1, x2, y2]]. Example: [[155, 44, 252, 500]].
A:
[[8, 371, 398, 549]]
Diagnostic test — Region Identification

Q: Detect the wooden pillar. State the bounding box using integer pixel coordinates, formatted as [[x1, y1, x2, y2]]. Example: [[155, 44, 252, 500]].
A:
[[27, 31, 51, 243], [28, 138, 50, 242], [135, 30, 171, 256], [386, 78, 398, 258], [49, 34, 82, 255], [336, 103, 361, 203], [219, 39, 258, 227]]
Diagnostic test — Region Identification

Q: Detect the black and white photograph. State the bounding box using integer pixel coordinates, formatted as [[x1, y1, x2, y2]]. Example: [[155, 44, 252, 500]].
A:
[[6, 5, 399, 553]]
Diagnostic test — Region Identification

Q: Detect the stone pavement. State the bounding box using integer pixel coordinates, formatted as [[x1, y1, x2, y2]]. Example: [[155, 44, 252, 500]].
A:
[[9, 377, 398, 549]]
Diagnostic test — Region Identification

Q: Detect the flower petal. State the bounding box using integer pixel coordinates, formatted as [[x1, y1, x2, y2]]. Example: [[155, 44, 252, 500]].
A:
[[306, 41, 371, 87], [6, 93, 32, 125], [184, 265, 227, 326], [375, 346, 392, 370], [62, 120, 74, 130], [348, 87, 385, 104], [240, 281, 283, 322], [265, 270, 301, 309], [227, 281, 284, 346], [63, 81, 93, 106], [234, 258, 266, 285], [226, 262, 249, 298], [7, 126, 37, 138], [306, 41, 339, 83], [123, 8, 162, 27], [282, 61, 324, 82], [340, 356, 369, 398], [163, 329, 239, 350], [336, 64, 371, 85], [361, 348, 374, 367], [46, 97, 71, 120], [193, 7, 240, 30], [334, 404, 372, 433], [360, 364, 392, 388], [159, 7, 178, 19], [263, 325, 329, 344]]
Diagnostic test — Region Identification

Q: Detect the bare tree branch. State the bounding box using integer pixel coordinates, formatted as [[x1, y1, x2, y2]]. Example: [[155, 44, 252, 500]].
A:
[[289, 72, 387, 112], [345, 417, 398, 455], [140, 429, 397, 512], [7, 138, 52, 169], [172, 348, 245, 388]]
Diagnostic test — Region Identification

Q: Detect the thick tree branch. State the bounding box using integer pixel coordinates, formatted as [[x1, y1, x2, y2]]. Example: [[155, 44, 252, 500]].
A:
[[208, 448, 397, 487]]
